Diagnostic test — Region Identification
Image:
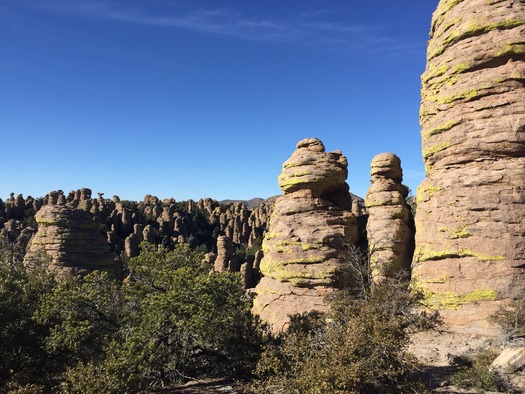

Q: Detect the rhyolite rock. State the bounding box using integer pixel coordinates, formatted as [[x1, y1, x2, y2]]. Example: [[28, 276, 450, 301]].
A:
[[25, 204, 116, 276], [214, 235, 234, 272], [365, 153, 414, 281], [253, 138, 358, 331], [413, 0, 525, 334]]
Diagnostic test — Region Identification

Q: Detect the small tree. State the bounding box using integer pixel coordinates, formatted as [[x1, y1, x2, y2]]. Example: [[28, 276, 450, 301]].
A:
[[51, 244, 264, 392]]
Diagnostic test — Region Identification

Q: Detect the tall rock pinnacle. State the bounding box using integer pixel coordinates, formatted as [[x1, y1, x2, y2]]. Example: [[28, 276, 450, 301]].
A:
[[365, 153, 414, 281], [413, 0, 525, 334], [252, 138, 358, 331]]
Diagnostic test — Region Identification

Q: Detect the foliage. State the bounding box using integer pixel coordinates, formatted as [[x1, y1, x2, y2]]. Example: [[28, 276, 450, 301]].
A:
[[449, 348, 506, 392], [0, 247, 57, 391], [45, 245, 264, 392], [491, 296, 525, 339], [246, 236, 263, 257], [252, 277, 436, 394], [1, 243, 264, 393], [105, 244, 264, 389], [34, 270, 123, 365]]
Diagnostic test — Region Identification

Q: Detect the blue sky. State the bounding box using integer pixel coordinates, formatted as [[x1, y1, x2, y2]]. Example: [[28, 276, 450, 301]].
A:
[[1, 0, 439, 202]]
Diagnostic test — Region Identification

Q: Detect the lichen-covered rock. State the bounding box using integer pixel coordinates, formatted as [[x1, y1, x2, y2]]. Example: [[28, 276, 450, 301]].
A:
[[278, 138, 348, 195], [413, 0, 525, 335], [253, 138, 358, 331], [25, 204, 116, 276], [365, 153, 414, 281]]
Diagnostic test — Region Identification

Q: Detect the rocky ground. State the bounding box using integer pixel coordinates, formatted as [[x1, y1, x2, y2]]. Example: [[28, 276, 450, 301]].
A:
[[409, 330, 494, 392]]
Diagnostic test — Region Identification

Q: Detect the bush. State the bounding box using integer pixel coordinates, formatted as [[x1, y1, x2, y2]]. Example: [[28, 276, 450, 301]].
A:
[[0, 248, 57, 391], [492, 296, 525, 339], [42, 244, 264, 392], [449, 348, 507, 392], [251, 277, 436, 394]]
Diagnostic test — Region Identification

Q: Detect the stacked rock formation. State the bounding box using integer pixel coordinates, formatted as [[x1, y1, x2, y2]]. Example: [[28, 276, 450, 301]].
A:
[[214, 235, 235, 272], [413, 0, 525, 334], [25, 203, 116, 276], [365, 153, 414, 281], [2, 189, 274, 260], [253, 138, 358, 331]]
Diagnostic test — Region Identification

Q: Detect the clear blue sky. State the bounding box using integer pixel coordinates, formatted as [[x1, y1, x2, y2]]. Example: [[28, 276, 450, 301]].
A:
[[1, 0, 439, 202]]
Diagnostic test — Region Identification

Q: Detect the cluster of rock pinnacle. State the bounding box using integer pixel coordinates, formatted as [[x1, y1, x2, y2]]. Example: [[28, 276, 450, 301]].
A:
[[1, 0, 523, 336]]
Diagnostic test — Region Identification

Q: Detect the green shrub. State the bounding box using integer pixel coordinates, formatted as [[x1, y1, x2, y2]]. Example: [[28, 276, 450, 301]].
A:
[[0, 248, 57, 392], [252, 278, 435, 394], [492, 297, 525, 339], [449, 348, 505, 391], [41, 244, 264, 392]]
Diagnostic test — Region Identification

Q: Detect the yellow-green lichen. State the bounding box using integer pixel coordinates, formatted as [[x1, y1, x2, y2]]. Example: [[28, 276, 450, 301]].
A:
[[260, 256, 334, 283], [428, 19, 525, 61], [425, 277, 449, 284], [496, 42, 525, 58], [301, 243, 321, 251], [414, 245, 505, 262], [459, 249, 505, 261], [264, 231, 279, 240], [416, 184, 442, 204], [422, 65, 449, 83], [451, 226, 470, 239], [422, 140, 452, 160], [439, 88, 479, 105], [442, 20, 525, 50], [453, 62, 471, 74], [433, 0, 465, 29], [429, 289, 497, 310], [414, 246, 459, 262], [424, 119, 461, 140]]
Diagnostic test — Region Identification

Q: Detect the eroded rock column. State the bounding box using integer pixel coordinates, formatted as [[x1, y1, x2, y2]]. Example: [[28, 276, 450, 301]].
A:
[[253, 138, 358, 331], [365, 153, 414, 281], [413, 0, 525, 334], [25, 204, 116, 276]]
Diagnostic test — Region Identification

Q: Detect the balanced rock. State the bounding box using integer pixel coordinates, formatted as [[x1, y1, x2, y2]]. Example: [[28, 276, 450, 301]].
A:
[[413, 0, 525, 334], [25, 204, 116, 276], [365, 153, 414, 281], [253, 138, 358, 331]]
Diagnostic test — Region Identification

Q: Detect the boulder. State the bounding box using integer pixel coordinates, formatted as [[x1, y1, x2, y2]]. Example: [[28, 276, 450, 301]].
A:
[[491, 347, 525, 374], [25, 204, 116, 276]]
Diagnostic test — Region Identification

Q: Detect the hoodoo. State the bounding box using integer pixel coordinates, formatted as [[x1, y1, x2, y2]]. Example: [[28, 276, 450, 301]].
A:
[[413, 0, 525, 334], [365, 153, 414, 281], [252, 138, 358, 331]]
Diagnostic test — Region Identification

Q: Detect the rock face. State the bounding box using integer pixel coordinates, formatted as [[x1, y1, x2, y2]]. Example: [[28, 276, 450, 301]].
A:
[[413, 0, 525, 334], [253, 138, 358, 331], [365, 153, 414, 281], [214, 235, 234, 272], [26, 204, 116, 276]]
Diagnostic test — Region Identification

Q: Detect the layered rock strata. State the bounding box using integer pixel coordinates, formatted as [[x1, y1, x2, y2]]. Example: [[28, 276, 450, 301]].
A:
[[413, 0, 525, 334], [253, 138, 358, 331], [365, 153, 414, 281], [25, 204, 116, 276]]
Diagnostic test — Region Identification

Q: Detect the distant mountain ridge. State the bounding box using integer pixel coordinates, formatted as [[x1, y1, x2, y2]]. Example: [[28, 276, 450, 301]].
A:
[[221, 194, 363, 209]]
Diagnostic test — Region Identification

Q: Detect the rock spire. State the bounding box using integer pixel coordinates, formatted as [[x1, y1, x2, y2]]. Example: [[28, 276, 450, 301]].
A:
[[365, 153, 414, 281], [253, 138, 358, 331], [413, 0, 525, 334]]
